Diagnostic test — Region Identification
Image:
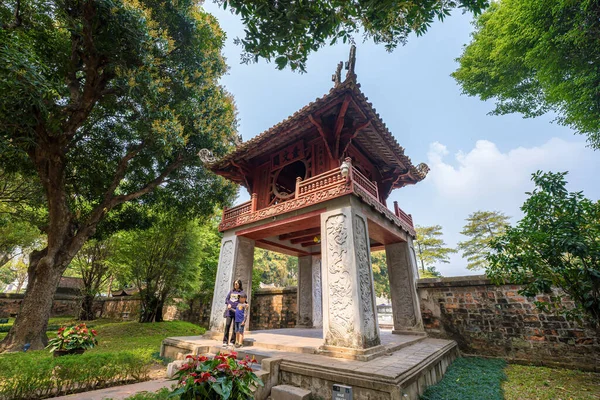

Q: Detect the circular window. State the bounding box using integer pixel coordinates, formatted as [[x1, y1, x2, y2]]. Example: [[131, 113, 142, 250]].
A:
[[273, 160, 307, 199]]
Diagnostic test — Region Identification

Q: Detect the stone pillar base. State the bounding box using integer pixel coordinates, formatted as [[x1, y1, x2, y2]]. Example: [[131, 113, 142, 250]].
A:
[[392, 329, 427, 336], [318, 344, 387, 362]]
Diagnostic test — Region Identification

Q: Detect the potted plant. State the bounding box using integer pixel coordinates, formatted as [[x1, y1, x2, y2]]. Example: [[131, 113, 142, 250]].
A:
[[170, 352, 263, 399], [46, 323, 98, 357]]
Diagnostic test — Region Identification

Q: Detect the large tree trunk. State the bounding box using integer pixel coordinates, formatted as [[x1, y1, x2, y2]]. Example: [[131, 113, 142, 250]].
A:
[[0, 250, 66, 352], [79, 293, 96, 321]]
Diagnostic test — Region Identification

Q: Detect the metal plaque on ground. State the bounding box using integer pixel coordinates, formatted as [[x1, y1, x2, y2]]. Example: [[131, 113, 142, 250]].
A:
[[333, 384, 352, 400]]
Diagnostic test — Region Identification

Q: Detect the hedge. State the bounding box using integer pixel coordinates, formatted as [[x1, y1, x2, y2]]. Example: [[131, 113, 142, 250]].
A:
[[0, 349, 152, 399]]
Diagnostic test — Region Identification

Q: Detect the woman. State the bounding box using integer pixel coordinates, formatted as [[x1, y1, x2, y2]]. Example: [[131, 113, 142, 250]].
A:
[[223, 279, 244, 347]]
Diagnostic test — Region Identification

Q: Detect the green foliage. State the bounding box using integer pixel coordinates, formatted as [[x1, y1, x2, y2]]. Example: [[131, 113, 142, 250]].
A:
[[46, 323, 98, 352], [0, 319, 204, 398], [196, 215, 224, 294], [220, 0, 490, 72], [253, 249, 297, 287], [458, 211, 510, 270], [487, 171, 600, 325], [126, 388, 174, 400], [419, 267, 443, 279], [371, 251, 390, 297], [453, 0, 600, 149], [0, 349, 152, 399], [415, 225, 456, 272], [170, 353, 263, 400], [421, 357, 506, 400], [114, 214, 204, 322]]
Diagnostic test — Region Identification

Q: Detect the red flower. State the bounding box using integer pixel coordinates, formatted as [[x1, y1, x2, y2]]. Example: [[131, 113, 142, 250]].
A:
[[216, 363, 230, 371], [197, 355, 208, 362], [91, 329, 97, 335], [227, 351, 237, 359], [214, 354, 228, 362]]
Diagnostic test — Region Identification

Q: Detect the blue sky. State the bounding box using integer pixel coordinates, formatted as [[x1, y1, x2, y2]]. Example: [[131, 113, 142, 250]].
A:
[[204, 3, 600, 276]]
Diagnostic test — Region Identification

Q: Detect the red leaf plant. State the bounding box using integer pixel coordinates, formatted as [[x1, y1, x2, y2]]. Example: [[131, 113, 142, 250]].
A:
[[169, 352, 263, 399]]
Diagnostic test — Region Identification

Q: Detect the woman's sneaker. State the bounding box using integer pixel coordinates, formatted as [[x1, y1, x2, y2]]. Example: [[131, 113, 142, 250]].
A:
[[222, 343, 228, 348]]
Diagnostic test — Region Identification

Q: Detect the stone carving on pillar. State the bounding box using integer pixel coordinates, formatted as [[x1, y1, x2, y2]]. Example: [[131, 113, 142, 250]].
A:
[[325, 214, 354, 342], [210, 240, 234, 331], [354, 215, 378, 342], [385, 241, 423, 331], [312, 255, 323, 328], [297, 256, 313, 327]]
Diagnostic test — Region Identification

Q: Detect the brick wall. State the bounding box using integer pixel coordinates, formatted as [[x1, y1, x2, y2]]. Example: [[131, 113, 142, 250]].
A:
[[250, 287, 297, 330], [418, 276, 600, 371], [0, 293, 80, 318]]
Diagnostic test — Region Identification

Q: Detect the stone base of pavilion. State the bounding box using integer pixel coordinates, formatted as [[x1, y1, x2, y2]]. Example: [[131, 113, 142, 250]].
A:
[[161, 328, 458, 400]]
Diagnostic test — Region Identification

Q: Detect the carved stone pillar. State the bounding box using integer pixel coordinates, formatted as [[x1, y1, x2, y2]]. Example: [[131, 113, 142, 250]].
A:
[[311, 255, 323, 328], [208, 234, 255, 333], [297, 255, 313, 327], [320, 207, 381, 352], [385, 239, 424, 333]]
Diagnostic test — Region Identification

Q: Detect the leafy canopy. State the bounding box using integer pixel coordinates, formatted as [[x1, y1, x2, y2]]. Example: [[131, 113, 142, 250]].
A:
[[220, 0, 490, 71], [0, 0, 239, 244], [453, 0, 600, 148], [458, 210, 510, 270], [415, 225, 456, 272], [487, 171, 600, 325]]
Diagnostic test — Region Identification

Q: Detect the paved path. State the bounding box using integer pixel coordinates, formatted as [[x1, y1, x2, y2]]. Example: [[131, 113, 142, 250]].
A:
[[53, 378, 175, 400]]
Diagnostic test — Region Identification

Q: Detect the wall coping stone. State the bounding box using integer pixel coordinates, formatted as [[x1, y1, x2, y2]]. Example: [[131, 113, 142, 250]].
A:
[[417, 275, 492, 288], [254, 286, 297, 295]]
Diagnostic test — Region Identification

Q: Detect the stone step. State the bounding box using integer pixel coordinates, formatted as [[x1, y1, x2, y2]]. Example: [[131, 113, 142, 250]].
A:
[[271, 385, 311, 400], [208, 345, 281, 365]]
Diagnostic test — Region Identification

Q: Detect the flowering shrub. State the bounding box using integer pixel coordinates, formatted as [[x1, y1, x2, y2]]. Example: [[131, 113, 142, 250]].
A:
[[170, 352, 263, 399], [46, 323, 98, 352]]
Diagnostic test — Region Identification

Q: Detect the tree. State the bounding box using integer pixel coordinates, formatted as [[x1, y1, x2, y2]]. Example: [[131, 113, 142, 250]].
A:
[[0, 1, 238, 352], [253, 249, 298, 287], [221, 0, 490, 71], [453, 0, 600, 149], [487, 171, 600, 326], [419, 266, 443, 279], [115, 214, 203, 323], [0, 169, 44, 268], [0, 256, 29, 293], [371, 251, 390, 298], [68, 238, 116, 320], [458, 211, 510, 270], [415, 225, 456, 272]]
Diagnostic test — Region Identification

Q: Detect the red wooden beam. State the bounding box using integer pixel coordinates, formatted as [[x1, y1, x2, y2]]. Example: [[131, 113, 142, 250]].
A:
[[290, 234, 320, 245], [256, 239, 311, 257], [308, 114, 335, 161], [333, 95, 351, 158], [279, 227, 321, 241], [235, 208, 325, 240], [340, 119, 371, 157]]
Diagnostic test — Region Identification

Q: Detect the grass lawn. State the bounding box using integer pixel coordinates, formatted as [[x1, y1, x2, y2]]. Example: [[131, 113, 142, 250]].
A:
[[504, 364, 600, 400], [422, 357, 600, 400], [0, 317, 204, 399], [0, 317, 204, 354]]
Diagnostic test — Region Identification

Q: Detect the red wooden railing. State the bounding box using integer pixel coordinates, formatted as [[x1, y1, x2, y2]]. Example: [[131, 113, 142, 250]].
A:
[[296, 168, 345, 197], [351, 166, 379, 201], [222, 200, 253, 221], [220, 164, 414, 231]]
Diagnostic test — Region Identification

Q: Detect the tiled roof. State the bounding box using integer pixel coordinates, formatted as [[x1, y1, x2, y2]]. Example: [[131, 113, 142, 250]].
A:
[[210, 73, 428, 185]]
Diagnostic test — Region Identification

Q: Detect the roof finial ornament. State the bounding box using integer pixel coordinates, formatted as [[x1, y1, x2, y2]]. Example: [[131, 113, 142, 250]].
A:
[[198, 148, 217, 164], [345, 45, 357, 81], [332, 61, 343, 87]]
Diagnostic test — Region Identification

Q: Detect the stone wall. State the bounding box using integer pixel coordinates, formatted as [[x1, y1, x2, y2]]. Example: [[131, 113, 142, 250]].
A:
[[250, 287, 297, 330], [0, 293, 80, 318], [417, 275, 600, 371]]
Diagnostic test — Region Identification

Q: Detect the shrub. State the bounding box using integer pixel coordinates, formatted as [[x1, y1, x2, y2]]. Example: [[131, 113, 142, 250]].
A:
[[0, 349, 152, 399], [46, 323, 98, 352], [170, 352, 263, 399]]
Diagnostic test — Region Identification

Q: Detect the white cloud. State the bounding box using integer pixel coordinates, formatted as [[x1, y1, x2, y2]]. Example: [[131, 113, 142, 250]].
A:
[[403, 137, 600, 277], [426, 138, 596, 211]]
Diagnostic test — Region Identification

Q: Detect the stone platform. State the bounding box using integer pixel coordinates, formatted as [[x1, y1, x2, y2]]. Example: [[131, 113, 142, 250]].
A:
[[161, 328, 458, 400]]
